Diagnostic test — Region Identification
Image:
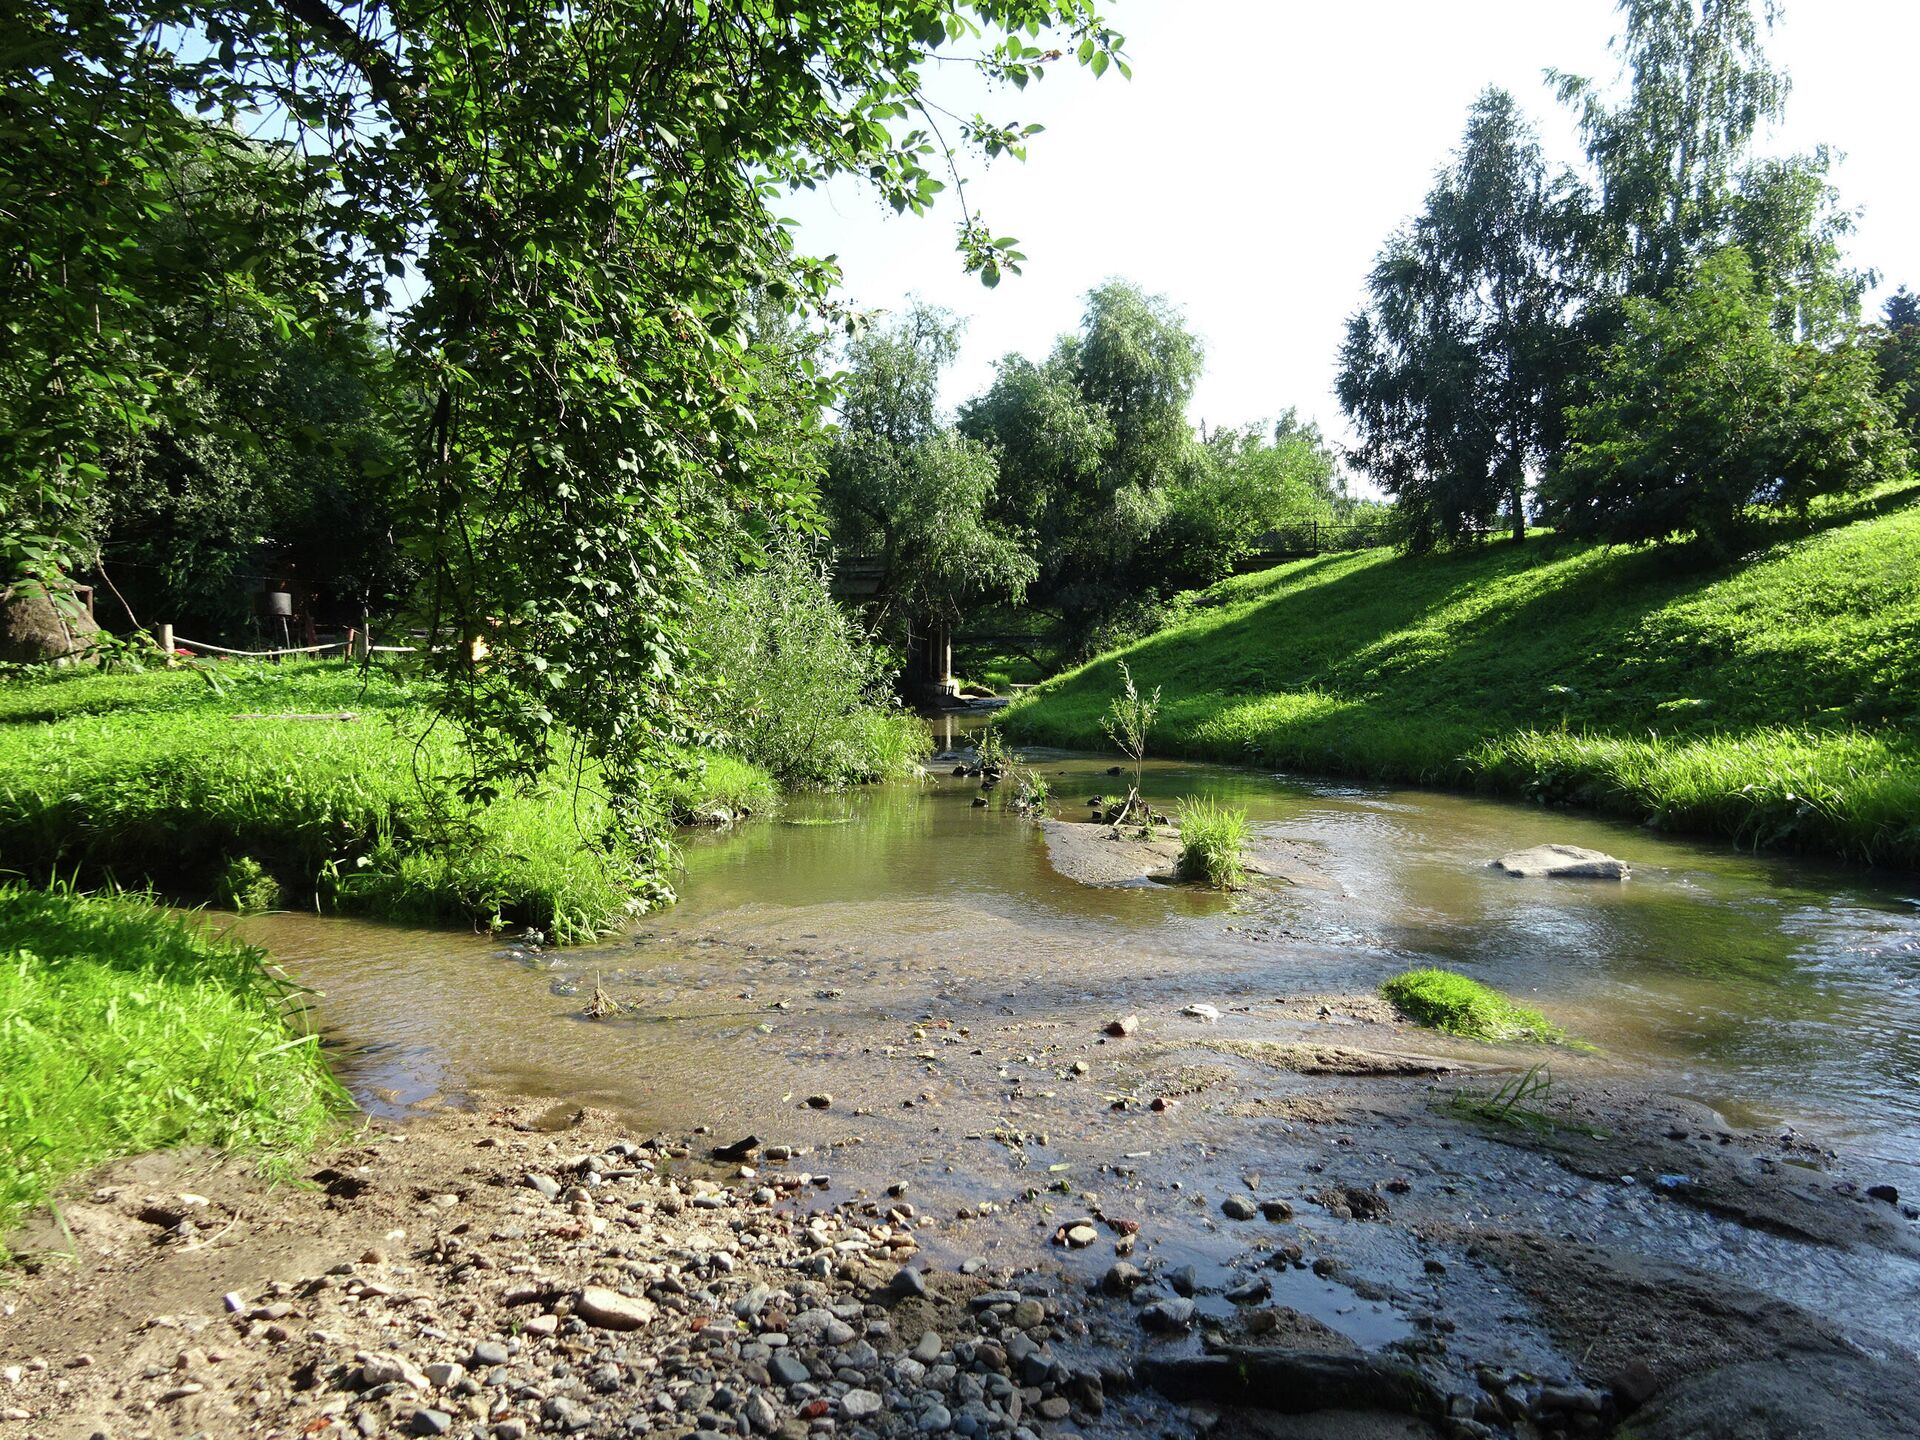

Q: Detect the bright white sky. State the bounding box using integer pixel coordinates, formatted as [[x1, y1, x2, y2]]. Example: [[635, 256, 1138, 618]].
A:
[[785, 0, 1920, 445]]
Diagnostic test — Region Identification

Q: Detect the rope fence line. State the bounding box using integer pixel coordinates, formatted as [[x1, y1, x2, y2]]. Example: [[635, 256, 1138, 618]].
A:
[[156, 623, 429, 660]]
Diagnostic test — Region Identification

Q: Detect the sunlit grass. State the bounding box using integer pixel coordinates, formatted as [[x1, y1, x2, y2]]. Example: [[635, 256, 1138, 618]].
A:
[[0, 884, 347, 1255], [1382, 968, 1563, 1044], [0, 661, 775, 943], [1009, 485, 1920, 866]]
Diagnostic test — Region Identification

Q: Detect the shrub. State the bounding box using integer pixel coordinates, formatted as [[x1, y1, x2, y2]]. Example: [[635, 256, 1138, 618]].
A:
[[1381, 968, 1562, 1043], [682, 543, 927, 786], [216, 855, 282, 914], [1175, 796, 1248, 888]]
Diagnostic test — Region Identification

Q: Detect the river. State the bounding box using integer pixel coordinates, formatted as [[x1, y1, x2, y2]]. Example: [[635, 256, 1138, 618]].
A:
[[223, 735, 1920, 1385]]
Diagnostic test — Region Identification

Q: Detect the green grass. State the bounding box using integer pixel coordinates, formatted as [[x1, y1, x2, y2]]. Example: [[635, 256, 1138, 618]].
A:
[[0, 661, 775, 943], [1175, 797, 1249, 888], [0, 883, 346, 1254], [1007, 485, 1920, 867], [1381, 967, 1563, 1043]]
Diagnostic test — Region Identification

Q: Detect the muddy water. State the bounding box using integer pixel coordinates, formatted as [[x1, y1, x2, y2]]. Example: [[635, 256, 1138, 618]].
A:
[[225, 740, 1920, 1372]]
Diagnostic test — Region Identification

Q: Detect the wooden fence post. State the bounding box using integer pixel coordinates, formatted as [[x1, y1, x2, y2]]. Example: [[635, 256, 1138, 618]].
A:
[[158, 623, 175, 667]]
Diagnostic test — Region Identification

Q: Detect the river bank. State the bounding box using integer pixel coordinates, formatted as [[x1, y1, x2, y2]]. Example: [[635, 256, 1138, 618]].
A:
[[1003, 485, 1920, 870]]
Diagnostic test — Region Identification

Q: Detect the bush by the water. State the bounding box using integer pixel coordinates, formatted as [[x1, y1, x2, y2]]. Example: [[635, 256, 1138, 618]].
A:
[[1176, 797, 1249, 888], [0, 884, 345, 1253], [1008, 486, 1920, 868], [1381, 968, 1562, 1044], [682, 544, 929, 787]]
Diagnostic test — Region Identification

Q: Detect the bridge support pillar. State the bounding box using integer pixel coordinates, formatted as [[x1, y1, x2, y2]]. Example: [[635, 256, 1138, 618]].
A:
[[924, 619, 956, 697]]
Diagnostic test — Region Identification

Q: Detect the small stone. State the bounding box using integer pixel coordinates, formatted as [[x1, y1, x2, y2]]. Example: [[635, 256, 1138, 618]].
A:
[[1038, 1398, 1070, 1421], [805, 1094, 833, 1109], [770, 1354, 811, 1388], [493, 1422, 528, 1440], [543, 1396, 593, 1431], [1168, 1264, 1199, 1297], [1180, 1004, 1220, 1023], [576, 1285, 657, 1331], [891, 1266, 928, 1298], [841, 1389, 883, 1419], [1101, 1262, 1145, 1296], [1259, 1199, 1293, 1221], [520, 1314, 558, 1337], [1064, 1224, 1097, 1248], [1221, 1195, 1257, 1221], [1867, 1183, 1900, 1205], [470, 1342, 510, 1368], [1105, 1015, 1139, 1038], [918, 1402, 953, 1432], [424, 1362, 466, 1389], [1140, 1298, 1194, 1332], [361, 1355, 429, 1391], [410, 1408, 453, 1436], [913, 1331, 943, 1364], [524, 1173, 561, 1201], [1010, 1300, 1044, 1329]]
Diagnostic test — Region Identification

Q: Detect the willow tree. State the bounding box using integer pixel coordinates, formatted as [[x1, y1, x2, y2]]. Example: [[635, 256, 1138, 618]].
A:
[[3, 0, 1124, 879]]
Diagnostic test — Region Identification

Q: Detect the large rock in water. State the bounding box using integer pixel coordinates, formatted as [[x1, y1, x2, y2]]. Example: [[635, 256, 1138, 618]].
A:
[[1491, 844, 1628, 879], [0, 585, 103, 664]]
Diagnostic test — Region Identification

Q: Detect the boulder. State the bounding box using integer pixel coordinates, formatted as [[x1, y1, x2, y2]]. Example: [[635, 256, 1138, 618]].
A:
[[1492, 844, 1628, 879], [0, 585, 102, 664]]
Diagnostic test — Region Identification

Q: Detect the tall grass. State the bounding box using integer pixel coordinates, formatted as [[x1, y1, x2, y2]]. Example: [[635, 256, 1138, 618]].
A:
[[1176, 797, 1249, 888], [1008, 486, 1920, 868], [0, 661, 774, 942], [0, 884, 347, 1254]]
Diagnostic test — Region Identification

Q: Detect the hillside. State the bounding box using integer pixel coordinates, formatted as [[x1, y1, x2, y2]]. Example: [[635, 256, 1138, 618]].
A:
[[1006, 485, 1920, 868]]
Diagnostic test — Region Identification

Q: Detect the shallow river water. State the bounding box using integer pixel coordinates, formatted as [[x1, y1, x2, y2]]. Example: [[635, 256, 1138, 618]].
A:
[[226, 735, 1920, 1373]]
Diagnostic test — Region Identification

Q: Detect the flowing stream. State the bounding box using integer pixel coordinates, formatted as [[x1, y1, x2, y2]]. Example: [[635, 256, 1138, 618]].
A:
[[225, 735, 1920, 1371]]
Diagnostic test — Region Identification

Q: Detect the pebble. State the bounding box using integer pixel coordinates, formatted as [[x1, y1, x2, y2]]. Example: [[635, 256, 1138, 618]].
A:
[[841, 1389, 883, 1419], [576, 1285, 657, 1331], [1221, 1195, 1257, 1221], [806, 1094, 833, 1109], [410, 1408, 453, 1436], [1140, 1298, 1195, 1332], [1105, 1015, 1139, 1038]]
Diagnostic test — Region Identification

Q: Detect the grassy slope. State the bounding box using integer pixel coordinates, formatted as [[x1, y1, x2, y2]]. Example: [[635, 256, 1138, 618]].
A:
[[1009, 487, 1920, 867], [0, 663, 776, 942], [0, 884, 346, 1252]]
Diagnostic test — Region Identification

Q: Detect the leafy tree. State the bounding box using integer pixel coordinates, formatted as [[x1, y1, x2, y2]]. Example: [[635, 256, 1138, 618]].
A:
[[5, 0, 1126, 893], [1552, 0, 1862, 330], [823, 306, 1036, 640], [1337, 88, 1576, 549], [962, 280, 1206, 643], [1546, 248, 1909, 553], [1141, 413, 1348, 590], [1876, 287, 1920, 441]]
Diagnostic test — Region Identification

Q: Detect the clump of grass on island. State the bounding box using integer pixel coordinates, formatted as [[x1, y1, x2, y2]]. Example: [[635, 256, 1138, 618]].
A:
[[1381, 968, 1563, 1044], [1176, 797, 1249, 888], [1006, 485, 1920, 868], [0, 884, 347, 1255]]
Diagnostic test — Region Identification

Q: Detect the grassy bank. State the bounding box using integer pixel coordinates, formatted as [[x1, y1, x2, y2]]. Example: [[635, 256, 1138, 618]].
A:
[[1008, 486, 1920, 868], [0, 884, 345, 1253], [0, 662, 778, 942]]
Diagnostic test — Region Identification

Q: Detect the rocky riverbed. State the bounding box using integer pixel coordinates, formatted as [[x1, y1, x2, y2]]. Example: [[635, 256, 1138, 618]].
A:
[[7, 1024, 1919, 1440]]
